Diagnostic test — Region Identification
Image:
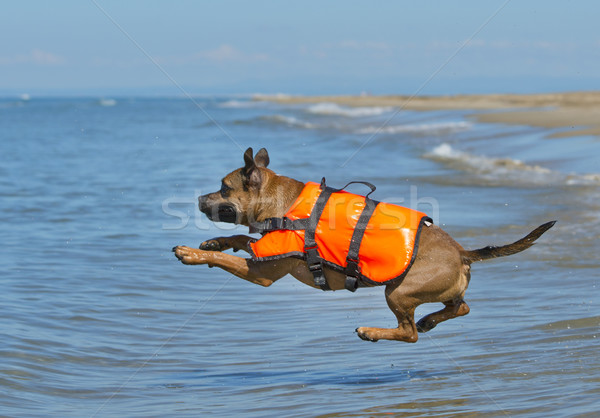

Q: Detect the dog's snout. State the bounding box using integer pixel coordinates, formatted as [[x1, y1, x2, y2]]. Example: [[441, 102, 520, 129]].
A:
[[198, 195, 208, 209]]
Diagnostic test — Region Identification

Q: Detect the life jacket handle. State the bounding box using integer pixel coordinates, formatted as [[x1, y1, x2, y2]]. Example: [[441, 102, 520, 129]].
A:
[[339, 181, 376, 199], [321, 177, 377, 199]]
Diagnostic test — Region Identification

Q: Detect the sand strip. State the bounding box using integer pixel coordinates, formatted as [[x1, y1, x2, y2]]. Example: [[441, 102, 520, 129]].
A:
[[257, 92, 600, 138]]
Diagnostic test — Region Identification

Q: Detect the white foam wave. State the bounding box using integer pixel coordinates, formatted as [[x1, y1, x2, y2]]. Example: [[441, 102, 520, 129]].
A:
[[427, 143, 554, 176], [218, 99, 265, 108], [262, 114, 316, 129], [358, 121, 472, 135], [98, 98, 117, 107], [565, 173, 600, 186], [306, 102, 394, 117], [425, 143, 600, 186]]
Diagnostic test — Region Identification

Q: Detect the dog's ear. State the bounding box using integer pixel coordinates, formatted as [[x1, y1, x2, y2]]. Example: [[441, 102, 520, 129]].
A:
[[254, 148, 270, 168], [241, 147, 261, 188], [243, 147, 254, 171]]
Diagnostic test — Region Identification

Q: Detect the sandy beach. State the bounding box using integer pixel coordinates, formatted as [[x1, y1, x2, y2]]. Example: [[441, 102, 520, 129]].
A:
[[258, 91, 600, 138]]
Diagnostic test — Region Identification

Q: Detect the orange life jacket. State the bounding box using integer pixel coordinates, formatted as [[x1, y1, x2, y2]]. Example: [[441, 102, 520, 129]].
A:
[[248, 181, 431, 291]]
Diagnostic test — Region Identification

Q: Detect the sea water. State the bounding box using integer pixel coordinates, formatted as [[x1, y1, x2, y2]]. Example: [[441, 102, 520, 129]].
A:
[[1, 96, 598, 416]]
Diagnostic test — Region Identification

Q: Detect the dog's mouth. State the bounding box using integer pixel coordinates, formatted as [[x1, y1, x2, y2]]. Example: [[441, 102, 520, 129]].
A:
[[203, 204, 239, 224]]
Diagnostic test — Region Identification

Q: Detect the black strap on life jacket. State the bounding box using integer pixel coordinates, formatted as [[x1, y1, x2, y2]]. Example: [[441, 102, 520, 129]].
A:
[[248, 217, 308, 234], [344, 197, 379, 291], [304, 181, 336, 290], [249, 178, 379, 292]]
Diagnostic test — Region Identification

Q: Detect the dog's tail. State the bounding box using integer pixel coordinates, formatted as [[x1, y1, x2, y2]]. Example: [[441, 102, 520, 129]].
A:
[[461, 221, 556, 264]]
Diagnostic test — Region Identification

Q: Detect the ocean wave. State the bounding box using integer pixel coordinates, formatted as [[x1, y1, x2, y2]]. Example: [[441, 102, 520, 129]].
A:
[[565, 173, 600, 186], [98, 98, 117, 107], [357, 121, 472, 135], [260, 114, 316, 129], [306, 102, 394, 117], [424, 143, 600, 186], [218, 99, 270, 108], [219, 100, 254, 108]]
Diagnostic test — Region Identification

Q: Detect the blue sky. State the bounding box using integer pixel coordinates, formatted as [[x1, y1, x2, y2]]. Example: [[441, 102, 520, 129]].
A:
[[1, 0, 599, 95]]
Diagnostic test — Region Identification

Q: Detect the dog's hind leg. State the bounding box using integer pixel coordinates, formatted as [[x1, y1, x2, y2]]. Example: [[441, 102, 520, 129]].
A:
[[356, 290, 420, 343], [416, 299, 470, 333]]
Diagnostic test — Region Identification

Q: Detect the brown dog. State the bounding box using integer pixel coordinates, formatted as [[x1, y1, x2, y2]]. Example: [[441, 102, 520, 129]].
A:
[[173, 147, 555, 343]]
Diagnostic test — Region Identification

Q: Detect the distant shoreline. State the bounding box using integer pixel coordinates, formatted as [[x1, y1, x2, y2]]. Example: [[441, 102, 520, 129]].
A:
[[256, 91, 600, 138]]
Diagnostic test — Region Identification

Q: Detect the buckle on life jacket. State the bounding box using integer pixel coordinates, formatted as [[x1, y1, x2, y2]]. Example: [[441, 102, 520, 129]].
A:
[[249, 218, 283, 234], [305, 245, 330, 290], [249, 217, 308, 234], [260, 217, 289, 232], [344, 258, 360, 292], [345, 258, 360, 277]]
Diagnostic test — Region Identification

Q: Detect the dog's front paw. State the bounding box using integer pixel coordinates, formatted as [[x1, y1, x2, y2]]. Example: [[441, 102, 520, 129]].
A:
[[173, 245, 205, 265], [200, 239, 222, 251], [355, 327, 379, 342]]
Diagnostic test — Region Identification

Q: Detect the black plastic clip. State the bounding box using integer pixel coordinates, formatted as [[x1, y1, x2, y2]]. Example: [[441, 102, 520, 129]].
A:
[[305, 246, 329, 290]]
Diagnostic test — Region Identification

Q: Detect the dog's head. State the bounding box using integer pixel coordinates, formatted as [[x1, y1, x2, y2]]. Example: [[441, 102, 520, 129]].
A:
[[199, 147, 273, 226]]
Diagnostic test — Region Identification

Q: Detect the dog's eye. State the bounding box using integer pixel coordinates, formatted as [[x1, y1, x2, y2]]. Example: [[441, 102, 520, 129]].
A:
[[220, 183, 232, 197]]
